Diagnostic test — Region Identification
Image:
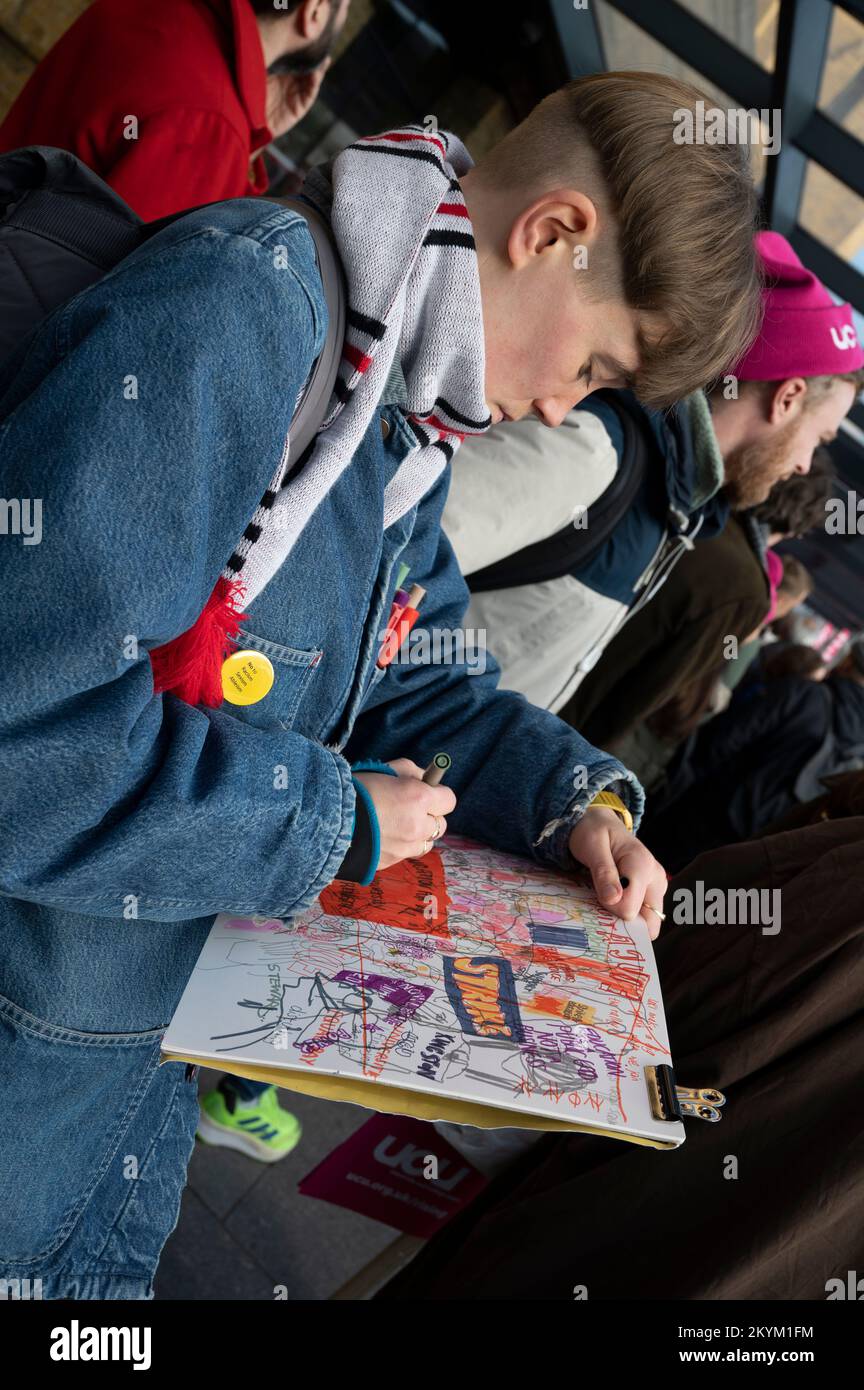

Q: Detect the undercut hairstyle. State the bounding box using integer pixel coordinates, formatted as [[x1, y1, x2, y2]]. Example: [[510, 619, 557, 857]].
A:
[[472, 71, 762, 408], [751, 446, 835, 536]]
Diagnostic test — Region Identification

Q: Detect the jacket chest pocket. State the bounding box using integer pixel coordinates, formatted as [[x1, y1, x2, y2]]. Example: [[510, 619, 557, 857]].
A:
[[226, 630, 323, 732], [326, 509, 420, 750]]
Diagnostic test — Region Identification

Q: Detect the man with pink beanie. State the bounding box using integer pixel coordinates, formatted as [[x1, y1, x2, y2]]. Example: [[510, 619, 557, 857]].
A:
[[444, 231, 863, 728], [550, 230, 864, 748], [711, 229, 864, 502]]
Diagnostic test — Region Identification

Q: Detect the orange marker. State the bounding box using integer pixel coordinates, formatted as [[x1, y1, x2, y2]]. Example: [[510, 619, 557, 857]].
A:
[[378, 584, 425, 669]]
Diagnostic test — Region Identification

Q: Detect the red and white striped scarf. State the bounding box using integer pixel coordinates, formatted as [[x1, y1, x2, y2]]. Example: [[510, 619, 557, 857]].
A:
[[151, 125, 490, 706]]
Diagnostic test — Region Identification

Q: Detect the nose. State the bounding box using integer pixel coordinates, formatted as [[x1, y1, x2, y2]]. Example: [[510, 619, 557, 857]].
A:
[[532, 389, 589, 428]]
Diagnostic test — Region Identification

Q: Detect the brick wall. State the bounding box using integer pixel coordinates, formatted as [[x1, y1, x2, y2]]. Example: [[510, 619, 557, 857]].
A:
[[0, 0, 92, 121]]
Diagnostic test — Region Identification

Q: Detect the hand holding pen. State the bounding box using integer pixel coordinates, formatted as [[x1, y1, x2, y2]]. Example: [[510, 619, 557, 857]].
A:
[[353, 754, 455, 868]]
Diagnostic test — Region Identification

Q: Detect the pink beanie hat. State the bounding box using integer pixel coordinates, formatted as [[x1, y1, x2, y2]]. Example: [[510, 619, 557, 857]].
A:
[[734, 231, 864, 381]]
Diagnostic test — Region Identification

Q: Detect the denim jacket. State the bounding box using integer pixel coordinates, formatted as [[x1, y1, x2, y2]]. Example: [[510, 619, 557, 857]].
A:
[[0, 197, 643, 924], [0, 198, 642, 1290]]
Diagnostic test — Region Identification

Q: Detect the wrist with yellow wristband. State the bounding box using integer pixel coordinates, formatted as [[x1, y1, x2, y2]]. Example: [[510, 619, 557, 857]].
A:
[[587, 789, 634, 833], [582, 789, 666, 926]]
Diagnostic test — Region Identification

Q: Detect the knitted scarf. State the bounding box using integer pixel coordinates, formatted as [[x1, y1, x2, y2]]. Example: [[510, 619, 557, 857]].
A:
[[150, 125, 491, 706]]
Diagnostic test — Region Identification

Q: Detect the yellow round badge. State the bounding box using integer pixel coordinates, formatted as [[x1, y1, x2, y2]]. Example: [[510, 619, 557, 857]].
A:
[[221, 650, 275, 706]]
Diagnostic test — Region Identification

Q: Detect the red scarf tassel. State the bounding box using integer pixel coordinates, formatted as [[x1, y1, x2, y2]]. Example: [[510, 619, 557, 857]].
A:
[[150, 576, 247, 708]]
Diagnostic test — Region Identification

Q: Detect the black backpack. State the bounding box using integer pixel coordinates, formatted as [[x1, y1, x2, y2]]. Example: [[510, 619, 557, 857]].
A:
[[0, 146, 345, 457], [465, 388, 655, 593]]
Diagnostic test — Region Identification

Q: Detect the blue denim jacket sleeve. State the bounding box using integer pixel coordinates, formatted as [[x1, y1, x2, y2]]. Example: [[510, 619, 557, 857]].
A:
[[345, 466, 645, 871], [0, 205, 357, 921]]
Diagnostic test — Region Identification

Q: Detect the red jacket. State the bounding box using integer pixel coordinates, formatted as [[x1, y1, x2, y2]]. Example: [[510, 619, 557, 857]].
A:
[[0, 0, 272, 219]]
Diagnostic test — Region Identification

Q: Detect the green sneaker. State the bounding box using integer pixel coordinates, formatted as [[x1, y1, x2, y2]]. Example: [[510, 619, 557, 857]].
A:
[[197, 1081, 302, 1163]]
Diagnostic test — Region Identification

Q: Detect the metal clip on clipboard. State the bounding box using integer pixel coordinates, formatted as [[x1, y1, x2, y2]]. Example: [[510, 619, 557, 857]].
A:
[[645, 1065, 726, 1124]]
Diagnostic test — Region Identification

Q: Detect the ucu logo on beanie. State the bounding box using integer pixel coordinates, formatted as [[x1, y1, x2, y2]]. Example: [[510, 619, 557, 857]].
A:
[[831, 324, 859, 351], [732, 230, 864, 381]]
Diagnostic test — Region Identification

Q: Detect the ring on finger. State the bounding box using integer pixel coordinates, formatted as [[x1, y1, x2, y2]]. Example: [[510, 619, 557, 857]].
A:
[[422, 839, 431, 855], [644, 903, 666, 921], [427, 813, 444, 840]]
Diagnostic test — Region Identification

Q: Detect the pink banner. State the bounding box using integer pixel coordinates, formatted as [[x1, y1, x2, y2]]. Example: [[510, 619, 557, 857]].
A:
[[299, 1113, 487, 1237]]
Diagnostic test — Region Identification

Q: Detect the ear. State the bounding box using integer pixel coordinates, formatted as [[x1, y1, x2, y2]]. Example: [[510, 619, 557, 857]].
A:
[[297, 0, 330, 38], [768, 377, 807, 426], [506, 189, 599, 270]]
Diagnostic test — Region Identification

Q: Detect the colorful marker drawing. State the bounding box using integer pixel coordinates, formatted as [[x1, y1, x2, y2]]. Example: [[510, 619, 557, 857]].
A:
[[163, 836, 683, 1145]]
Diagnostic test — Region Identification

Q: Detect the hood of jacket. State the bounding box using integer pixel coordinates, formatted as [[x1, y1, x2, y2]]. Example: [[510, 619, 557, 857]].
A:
[[578, 387, 730, 542]]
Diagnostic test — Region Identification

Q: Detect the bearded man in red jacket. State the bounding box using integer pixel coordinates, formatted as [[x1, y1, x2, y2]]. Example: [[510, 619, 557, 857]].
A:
[[0, 0, 350, 219]]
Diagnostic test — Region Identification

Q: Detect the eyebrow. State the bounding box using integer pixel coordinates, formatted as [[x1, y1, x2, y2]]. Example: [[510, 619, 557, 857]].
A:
[[596, 354, 638, 388]]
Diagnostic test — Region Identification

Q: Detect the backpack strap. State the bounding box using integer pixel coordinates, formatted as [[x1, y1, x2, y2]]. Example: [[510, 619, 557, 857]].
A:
[[466, 389, 652, 593], [273, 196, 346, 466]]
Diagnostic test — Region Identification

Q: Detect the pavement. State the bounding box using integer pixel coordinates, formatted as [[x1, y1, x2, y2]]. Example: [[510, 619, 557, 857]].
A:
[[154, 1070, 402, 1301]]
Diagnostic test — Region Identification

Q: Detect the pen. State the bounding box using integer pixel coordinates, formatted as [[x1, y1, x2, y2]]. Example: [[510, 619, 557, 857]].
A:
[[422, 752, 452, 785]]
